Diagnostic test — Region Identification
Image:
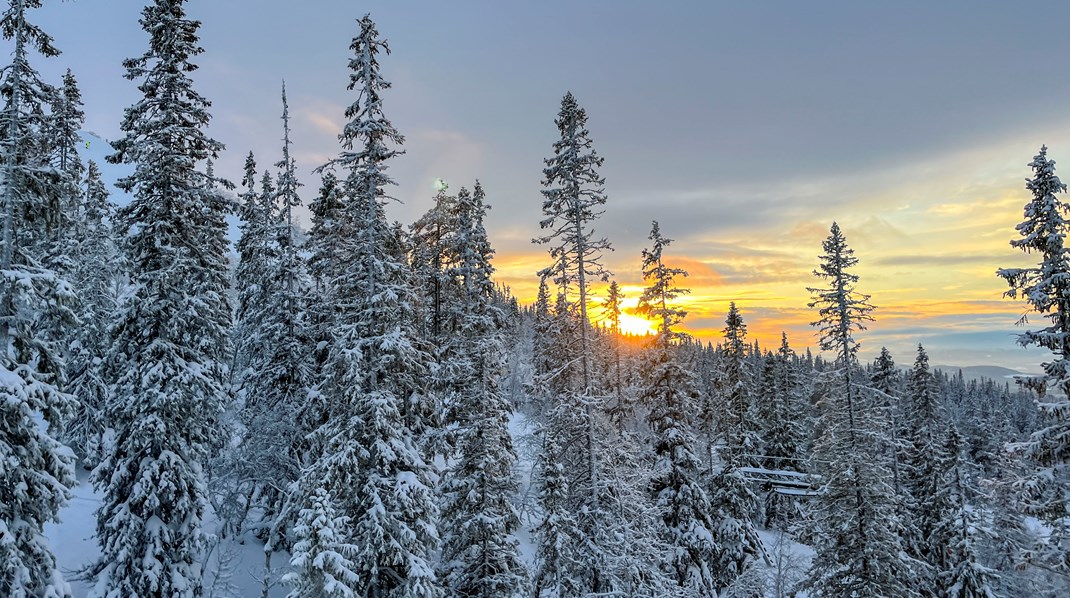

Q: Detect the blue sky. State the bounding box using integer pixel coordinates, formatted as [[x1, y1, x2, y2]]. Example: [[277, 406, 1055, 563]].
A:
[[23, 0, 1070, 371]]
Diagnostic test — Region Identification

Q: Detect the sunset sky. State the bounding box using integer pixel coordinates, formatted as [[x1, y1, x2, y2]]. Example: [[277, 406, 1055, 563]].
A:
[[27, 0, 1070, 371]]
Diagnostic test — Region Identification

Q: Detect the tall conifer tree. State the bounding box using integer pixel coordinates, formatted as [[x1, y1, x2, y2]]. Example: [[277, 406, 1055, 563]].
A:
[[438, 182, 528, 597], [720, 301, 757, 461], [997, 146, 1070, 527], [65, 161, 119, 469], [0, 1, 76, 595], [230, 86, 314, 573], [903, 344, 949, 579], [805, 223, 911, 597], [532, 91, 625, 594], [291, 16, 440, 598], [90, 1, 233, 594], [637, 221, 718, 594], [934, 426, 1000, 597]]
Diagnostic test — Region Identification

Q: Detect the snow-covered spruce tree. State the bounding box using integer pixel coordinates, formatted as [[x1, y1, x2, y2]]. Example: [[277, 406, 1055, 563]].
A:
[[934, 426, 1000, 597], [532, 430, 585, 598], [89, 1, 233, 595], [64, 160, 119, 468], [599, 443, 682, 597], [532, 90, 624, 594], [804, 222, 913, 597], [601, 280, 632, 428], [0, 1, 77, 595], [0, 0, 61, 256], [41, 68, 85, 275], [531, 277, 554, 380], [870, 346, 905, 496], [754, 334, 806, 527], [903, 344, 950, 580], [978, 451, 1038, 596], [51, 69, 83, 172], [410, 184, 457, 343], [996, 145, 1070, 526], [535, 90, 612, 392], [232, 151, 275, 382], [267, 79, 315, 465], [438, 181, 528, 597], [773, 334, 809, 456], [530, 276, 597, 585], [411, 183, 469, 457], [291, 15, 441, 597], [305, 170, 346, 371], [637, 221, 719, 595], [226, 156, 278, 539], [284, 487, 359, 598], [709, 463, 764, 593], [720, 301, 758, 463], [230, 85, 314, 566]]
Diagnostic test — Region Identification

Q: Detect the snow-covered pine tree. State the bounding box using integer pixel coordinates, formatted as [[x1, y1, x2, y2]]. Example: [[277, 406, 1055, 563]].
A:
[[709, 463, 764, 593], [411, 183, 468, 456], [601, 280, 628, 422], [90, 1, 233, 595], [64, 160, 119, 468], [0, 1, 77, 595], [292, 15, 441, 597], [410, 184, 457, 343], [903, 344, 950, 580], [996, 145, 1070, 530], [754, 334, 807, 527], [531, 277, 555, 388], [590, 321, 685, 591], [804, 222, 912, 597], [305, 170, 345, 371], [774, 334, 809, 455], [720, 301, 758, 463], [870, 346, 905, 496], [934, 426, 1000, 597], [979, 452, 1039, 596], [532, 90, 624, 595], [232, 152, 275, 382], [267, 79, 315, 470], [598, 440, 681, 597], [49, 69, 84, 181], [230, 85, 314, 568], [534, 91, 612, 394], [41, 68, 85, 275], [284, 487, 360, 598], [636, 221, 719, 594], [438, 181, 528, 597], [227, 155, 276, 524], [532, 430, 585, 598]]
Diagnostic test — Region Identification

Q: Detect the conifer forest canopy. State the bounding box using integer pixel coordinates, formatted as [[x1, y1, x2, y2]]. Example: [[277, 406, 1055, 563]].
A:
[[1, 2, 1069, 597]]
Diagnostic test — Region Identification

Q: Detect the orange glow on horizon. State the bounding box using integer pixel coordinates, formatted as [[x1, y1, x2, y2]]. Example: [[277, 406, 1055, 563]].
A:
[[489, 167, 1047, 367]]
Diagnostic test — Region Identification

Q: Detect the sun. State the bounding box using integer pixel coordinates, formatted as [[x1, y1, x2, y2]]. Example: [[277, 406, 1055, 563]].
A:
[[618, 311, 657, 337], [590, 286, 660, 336]]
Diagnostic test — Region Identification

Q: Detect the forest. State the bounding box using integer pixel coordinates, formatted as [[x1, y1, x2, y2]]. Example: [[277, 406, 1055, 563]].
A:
[[2, 1, 1069, 597]]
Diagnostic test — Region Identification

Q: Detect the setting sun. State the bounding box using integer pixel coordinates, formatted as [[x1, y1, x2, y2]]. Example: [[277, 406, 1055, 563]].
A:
[[618, 311, 657, 337], [589, 287, 660, 337]]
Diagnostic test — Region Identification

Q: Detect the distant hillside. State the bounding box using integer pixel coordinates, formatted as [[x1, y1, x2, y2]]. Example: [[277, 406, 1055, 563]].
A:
[[931, 364, 1038, 385]]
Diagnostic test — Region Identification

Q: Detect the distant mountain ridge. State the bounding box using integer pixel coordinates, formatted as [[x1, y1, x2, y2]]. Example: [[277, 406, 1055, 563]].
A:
[[931, 364, 1037, 385]]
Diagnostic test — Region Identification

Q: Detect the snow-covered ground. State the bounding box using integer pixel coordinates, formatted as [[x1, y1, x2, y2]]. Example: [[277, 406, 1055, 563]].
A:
[[47, 468, 292, 597]]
